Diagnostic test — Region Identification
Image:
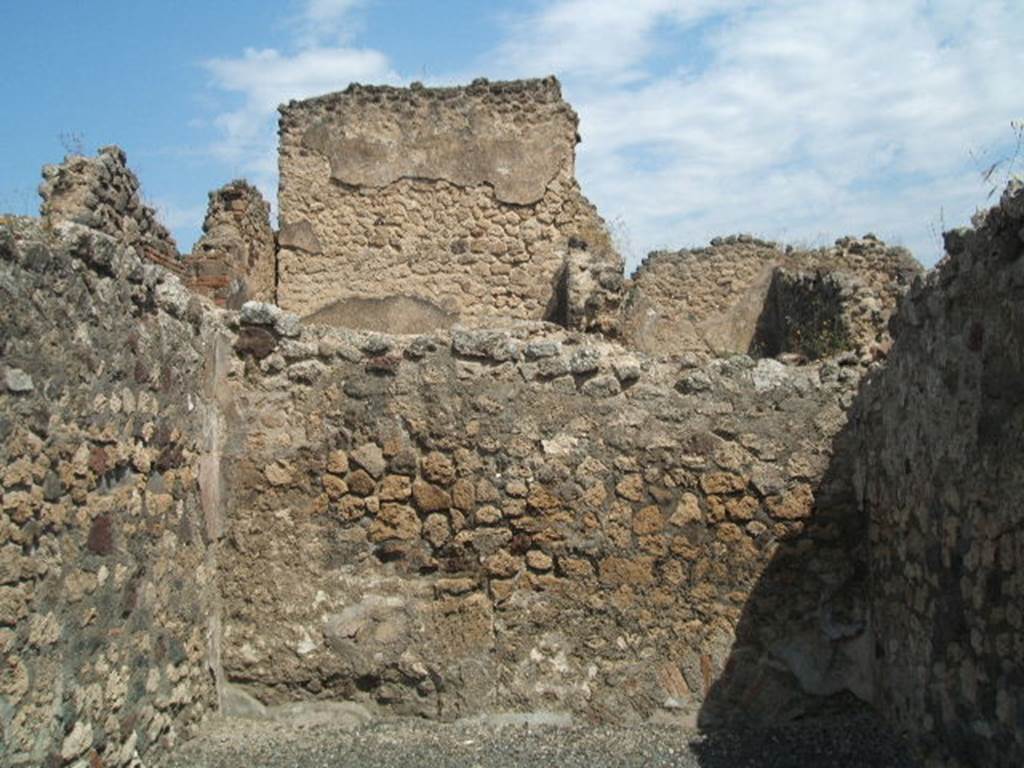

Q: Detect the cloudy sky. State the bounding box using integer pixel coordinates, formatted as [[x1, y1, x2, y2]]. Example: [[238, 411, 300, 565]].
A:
[[3, 0, 1021, 268]]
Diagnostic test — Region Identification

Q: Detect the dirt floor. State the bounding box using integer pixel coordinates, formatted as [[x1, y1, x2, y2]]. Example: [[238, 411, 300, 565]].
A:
[[162, 706, 920, 768]]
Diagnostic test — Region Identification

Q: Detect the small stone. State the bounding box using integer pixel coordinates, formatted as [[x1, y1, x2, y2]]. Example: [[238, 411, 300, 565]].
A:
[[264, 461, 293, 487], [369, 504, 420, 542], [581, 373, 620, 397], [335, 496, 365, 522], [390, 446, 419, 476], [558, 557, 594, 579], [541, 434, 578, 456], [505, 480, 528, 497], [452, 329, 518, 361], [612, 358, 641, 383], [326, 450, 349, 475], [239, 301, 280, 326], [323, 474, 348, 501], [524, 341, 560, 359], [536, 355, 571, 378], [767, 484, 814, 519], [669, 493, 703, 525], [379, 474, 412, 501], [61, 721, 93, 760], [483, 549, 521, 578], [633, 505, 665, 535], [422, 513, 451, 549], [412, 479, 451, 512], [676, 370, 712, 394], [475, 505, 502, 525], [615, 474, 646, 502], [726, 495, 758, 521], [4, 368, 33, 393], [451, 478, 476, 511], [746, 520, 768, 536], [526, 485, 562, 511], [526, 550, 553, 571], [569, 347, 600, 374], [346, 469, 376, 497], [350, 443, 386, 478], [700, 473, 745, 495], [421, 451, 456, 486], [359, 334, 391, 355]]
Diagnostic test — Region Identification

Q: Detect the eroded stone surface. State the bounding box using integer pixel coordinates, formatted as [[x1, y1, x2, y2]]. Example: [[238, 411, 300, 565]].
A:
[[0, 217, 220, 766], [187, 180, 276, 308], [39, 145, 183, 275], [853, 182, 1024, 767], [217, 315, 876, 725], [277, 78, 622, 326], [625, 234, 921, 359]]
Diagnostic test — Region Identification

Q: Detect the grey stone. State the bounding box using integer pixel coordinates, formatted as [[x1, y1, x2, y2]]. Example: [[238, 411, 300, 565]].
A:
[[569, 347, 600, 374], [240, 300, 280, 326], [4, 368, 33, 393], [525, 341, 560, 360], [350, 443, 386, 479], [581, 374, 621, 398], [452, 329, 519, 362]]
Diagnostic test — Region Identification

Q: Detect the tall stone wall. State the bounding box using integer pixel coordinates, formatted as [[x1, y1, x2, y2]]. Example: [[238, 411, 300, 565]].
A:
[[0, 217, 223, 765], [853, 184, 1024, 766], [39, 146, 184, 277], [624, 235, 921, 359], [212, 303, 886, 725], [276, 78, 622, 330], [187, 181, 277, 309]]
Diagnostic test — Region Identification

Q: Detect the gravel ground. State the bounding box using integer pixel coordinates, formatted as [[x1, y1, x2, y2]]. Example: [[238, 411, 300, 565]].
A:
[[162, 709, 919, 768]]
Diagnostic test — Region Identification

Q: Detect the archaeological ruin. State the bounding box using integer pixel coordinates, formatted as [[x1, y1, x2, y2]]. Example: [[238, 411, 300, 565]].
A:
[[0, 77, 1020, 767]]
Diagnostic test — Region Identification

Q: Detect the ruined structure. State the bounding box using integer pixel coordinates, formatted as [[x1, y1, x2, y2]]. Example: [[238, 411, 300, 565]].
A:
[[0, 220, 221, 765], [854, 186, 1024, 766], [624, 234, 920, 359], [39, 145, 183, 276], [276, 78, 623, 332], [187, 181, 276, 309], [1, 78, 1021, 768]]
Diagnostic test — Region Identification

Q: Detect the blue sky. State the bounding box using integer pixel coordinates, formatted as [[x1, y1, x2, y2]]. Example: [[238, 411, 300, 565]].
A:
[[2, 1, 1021, 269]]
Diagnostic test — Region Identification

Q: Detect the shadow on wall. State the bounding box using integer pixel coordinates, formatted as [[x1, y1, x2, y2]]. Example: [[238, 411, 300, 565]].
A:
[[691, 368, 920, 766], [749, 270, 850, 361], [695, 377, 873, 728]]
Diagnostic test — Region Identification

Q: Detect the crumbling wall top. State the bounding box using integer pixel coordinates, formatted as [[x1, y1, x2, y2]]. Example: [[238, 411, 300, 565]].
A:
[[279, 77, 578, 206], [39, 145, 182, 274], [187, 179, 276, 308], [624, 233, 922, 360]]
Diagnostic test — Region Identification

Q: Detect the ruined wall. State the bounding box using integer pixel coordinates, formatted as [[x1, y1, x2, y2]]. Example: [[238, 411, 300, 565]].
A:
[[854, 184, 1024, 766], [39, 146, 184, 276], [213, 301, 884, 725], [0, 217, 222, 765], [276, 78, 622, 330], [187, 181, 276, 309], [624, 235, 920, 359]]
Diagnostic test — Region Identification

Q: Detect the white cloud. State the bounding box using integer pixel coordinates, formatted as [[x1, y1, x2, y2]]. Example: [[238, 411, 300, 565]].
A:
[[203, 1, 398, 201], [493, 0, 751, 84], [492, 0, 1024, 267], [296, 0, 368, 47], [201, 0, 1022, 267]]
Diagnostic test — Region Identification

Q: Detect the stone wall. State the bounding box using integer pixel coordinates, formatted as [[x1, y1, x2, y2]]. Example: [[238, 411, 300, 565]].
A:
[[853, 183, 1024, 766], [624, 235, 921, 359], [0, 217, 222, 765], [39, 146, 184, 277], [187, 181, 276, 309], [213, 302, 884, 725], [276, 78, 622, 330]]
